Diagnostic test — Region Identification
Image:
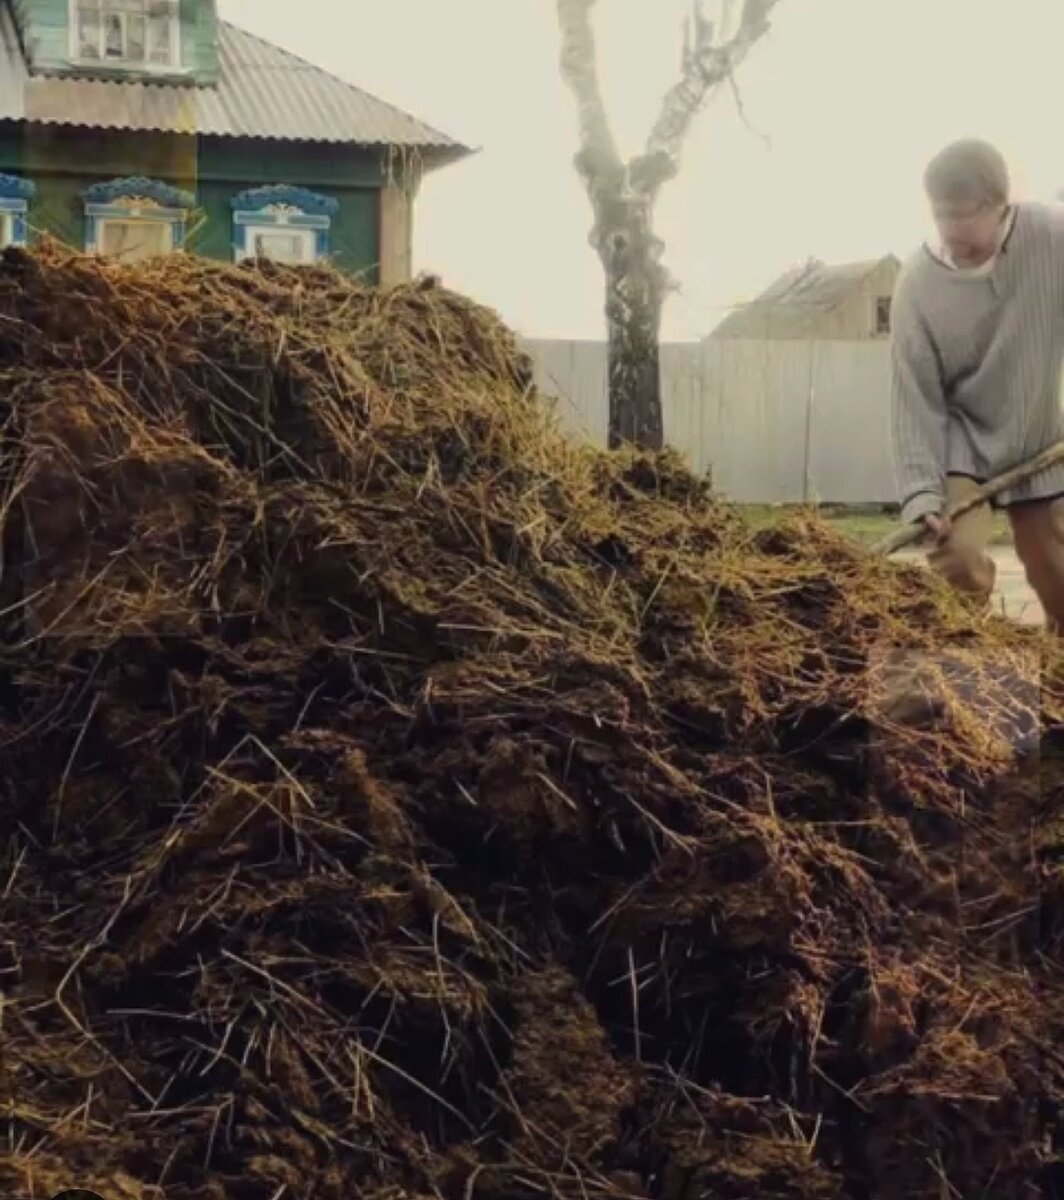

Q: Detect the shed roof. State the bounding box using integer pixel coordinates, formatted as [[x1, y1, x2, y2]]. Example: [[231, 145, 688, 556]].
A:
[[0, 4, 470, 160], [708, 255, 899, 339]]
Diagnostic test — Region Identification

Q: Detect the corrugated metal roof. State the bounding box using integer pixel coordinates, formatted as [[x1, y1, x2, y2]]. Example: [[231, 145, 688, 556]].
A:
[[708, 256, 899, 339], [0, 4, 469, 154]]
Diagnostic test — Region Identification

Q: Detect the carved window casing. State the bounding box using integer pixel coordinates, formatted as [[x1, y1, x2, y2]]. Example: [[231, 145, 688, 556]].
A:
[[0, 173, 34, 248], [83, 177, 194, 262], [231, 187, 339, 265]]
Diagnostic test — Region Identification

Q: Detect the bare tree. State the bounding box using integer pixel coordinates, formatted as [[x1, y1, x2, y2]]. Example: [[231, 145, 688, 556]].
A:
[[557, 0, 780, 450]]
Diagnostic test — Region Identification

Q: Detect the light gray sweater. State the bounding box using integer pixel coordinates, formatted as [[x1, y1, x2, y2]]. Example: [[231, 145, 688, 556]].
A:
[[891, 201, 1064, 524]]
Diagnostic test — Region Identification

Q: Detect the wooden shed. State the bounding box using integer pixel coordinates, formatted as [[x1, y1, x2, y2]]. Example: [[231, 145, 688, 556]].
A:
[[706, 255, 901, 342]]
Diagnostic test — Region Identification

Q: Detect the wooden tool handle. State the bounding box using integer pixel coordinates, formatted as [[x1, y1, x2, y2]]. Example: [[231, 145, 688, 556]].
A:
[[874, 439, 1064, 555]]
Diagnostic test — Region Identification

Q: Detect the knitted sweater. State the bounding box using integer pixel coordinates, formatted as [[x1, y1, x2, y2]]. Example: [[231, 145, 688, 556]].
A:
[[890, 201, 1064, 524]]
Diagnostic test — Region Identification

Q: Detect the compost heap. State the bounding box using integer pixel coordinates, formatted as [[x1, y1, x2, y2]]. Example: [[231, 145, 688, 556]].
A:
[[1, 245, 1064, 1200]]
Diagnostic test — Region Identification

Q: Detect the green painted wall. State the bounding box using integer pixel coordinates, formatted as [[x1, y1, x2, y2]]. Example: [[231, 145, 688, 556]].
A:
[[12, 0, 219, 82], [12, 0, 66, 69], [0, 125, 386, 281], [179, 0, 218, 81]]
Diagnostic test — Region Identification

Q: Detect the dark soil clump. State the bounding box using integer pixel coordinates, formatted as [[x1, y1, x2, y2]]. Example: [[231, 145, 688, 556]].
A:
[[0, 243, 1062, 1200]]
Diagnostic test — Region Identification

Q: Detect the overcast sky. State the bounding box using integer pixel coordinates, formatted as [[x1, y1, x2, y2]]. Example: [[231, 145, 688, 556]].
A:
[[221, 0, 1064, 341]]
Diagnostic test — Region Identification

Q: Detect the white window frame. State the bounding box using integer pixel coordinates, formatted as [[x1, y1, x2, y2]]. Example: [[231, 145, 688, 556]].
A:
[[239, 225, 318, 266], [231, 188, 337, 267], [96, 215, 178, 262], [84, 186, 190, 261], [70, 0, 181, 70]]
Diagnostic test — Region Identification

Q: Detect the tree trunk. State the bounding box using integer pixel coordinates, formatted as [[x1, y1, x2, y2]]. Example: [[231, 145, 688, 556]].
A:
[[600, 200, 667, 450], [557, 0, 781, 452], [605, 264, 664, 451]]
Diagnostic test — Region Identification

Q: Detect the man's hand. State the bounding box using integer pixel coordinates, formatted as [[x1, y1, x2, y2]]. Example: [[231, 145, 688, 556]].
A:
[[923, 512, 952, 542]]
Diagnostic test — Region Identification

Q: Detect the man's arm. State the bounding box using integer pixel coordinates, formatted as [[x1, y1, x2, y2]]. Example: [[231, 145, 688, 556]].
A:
[[890, 277, 949, 526]]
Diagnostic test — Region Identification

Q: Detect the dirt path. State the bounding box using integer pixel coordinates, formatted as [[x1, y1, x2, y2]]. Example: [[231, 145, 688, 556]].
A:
[[990, 548, 1044, 626], [901, 547, 1043, 626]]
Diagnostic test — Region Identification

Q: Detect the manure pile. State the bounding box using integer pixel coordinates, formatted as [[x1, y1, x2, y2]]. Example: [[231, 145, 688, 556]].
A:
[[1, 244, 1064, 1200]]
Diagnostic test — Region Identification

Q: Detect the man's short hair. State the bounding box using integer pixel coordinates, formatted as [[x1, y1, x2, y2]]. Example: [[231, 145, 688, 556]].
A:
[[923, 139, 1010, 207]]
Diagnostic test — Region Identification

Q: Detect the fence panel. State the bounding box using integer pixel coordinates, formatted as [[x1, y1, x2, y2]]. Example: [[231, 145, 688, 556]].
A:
[[521, 336, 897, 505]]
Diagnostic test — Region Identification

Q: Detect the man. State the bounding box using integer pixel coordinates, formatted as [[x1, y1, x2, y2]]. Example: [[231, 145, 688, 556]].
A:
[[891, 138, 1064, 633]]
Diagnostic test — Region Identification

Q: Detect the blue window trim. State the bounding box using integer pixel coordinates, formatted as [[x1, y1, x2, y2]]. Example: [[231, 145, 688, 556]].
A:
[[84, 177, 195, 209], [0, 173, 36, 246], [230, 185, 338, 261], [230, 185, 340, 217], [82, 177, 193, 254]]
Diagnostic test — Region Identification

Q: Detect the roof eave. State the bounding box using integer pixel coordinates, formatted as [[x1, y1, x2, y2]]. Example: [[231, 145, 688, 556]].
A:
[[2, 115, 474, 158], [418, 142, 479, 174]]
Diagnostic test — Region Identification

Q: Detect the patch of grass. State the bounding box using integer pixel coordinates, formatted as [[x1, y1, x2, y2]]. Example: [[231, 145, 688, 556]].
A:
[[737, 504, 1014, 547]]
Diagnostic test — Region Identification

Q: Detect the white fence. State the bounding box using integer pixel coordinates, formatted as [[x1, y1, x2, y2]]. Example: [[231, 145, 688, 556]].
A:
[[521, 337, 897, 505]]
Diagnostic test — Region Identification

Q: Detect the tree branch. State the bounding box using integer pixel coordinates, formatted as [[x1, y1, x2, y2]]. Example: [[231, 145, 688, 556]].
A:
[[556, 0, 624, 192], [632, 0, 780, 194], [718, 0, 741, 42], [726, 63, 772, 149]]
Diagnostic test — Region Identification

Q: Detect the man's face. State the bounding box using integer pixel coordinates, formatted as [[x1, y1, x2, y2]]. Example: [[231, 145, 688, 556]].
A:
[[932, 197, 1008, 266]]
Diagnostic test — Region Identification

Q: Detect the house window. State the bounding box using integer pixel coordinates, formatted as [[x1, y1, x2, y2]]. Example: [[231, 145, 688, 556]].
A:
[[247, 227, 317, 265], [0, 173, 34, 248], [98, 217, 174, 262], [231, 186, 340, 266], [83, 177, 194, 260], [875, 296, 892, 335], [75, 0, 178, 67]]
